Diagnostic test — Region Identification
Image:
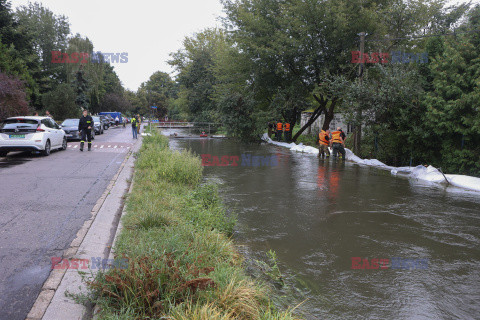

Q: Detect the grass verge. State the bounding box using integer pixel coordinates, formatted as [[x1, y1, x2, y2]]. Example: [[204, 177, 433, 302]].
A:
[[87, 131, 300, 319]]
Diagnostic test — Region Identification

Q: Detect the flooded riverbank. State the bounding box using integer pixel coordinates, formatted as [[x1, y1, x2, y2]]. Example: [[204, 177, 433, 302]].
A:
[[166, 129, 480, 320]]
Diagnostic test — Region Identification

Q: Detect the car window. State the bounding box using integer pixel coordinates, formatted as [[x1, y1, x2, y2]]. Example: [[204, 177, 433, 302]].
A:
[[42, 119, 54, 128], [47, 119, 57, 129], [0, 119, 39, 129], [62, 119, 79, 126]]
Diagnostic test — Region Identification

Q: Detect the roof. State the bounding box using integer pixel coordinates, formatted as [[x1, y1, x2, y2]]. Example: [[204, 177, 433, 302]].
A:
[[6, 116, 51, 120]]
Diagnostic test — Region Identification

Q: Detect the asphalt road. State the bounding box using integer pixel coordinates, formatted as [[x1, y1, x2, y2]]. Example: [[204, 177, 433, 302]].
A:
[[0, 125, 139, 320]]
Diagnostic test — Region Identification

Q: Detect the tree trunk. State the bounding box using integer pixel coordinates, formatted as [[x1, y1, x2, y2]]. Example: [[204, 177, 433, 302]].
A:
[[321, 99, 337, 131], [291, 96, 328, 142], [353, 123, 362, 154]]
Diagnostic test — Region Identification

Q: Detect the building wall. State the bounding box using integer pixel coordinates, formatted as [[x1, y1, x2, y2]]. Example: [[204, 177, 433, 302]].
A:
[[300, 112, 353, 135]]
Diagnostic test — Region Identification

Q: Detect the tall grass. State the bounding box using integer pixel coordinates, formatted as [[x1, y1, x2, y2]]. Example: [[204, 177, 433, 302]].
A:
[[87, 131, 300, 319]]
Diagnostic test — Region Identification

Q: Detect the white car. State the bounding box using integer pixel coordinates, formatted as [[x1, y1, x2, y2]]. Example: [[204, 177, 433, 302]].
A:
[[0, 116, 67, 157]]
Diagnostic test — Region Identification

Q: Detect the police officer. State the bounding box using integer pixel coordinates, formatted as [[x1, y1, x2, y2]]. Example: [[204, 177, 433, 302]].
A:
[[78, 109, 93, 151], [131, 116, 138, 139]]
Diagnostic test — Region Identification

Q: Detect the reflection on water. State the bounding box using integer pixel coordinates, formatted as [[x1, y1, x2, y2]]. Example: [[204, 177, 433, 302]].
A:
[[167, 130, 480, 320]]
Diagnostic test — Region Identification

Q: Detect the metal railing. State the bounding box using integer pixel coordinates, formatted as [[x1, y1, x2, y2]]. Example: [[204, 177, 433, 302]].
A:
[[153, 121, 222, 134]]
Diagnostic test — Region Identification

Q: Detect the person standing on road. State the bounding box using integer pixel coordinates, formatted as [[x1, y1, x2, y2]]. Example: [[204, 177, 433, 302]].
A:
[[318, 129, 331, 158], [331, 127, 346, 159], [131, 116, 138, 139], [78, 110, 93, 151], [276, 121, 283, 141], [283, 122, 291, 142], [115, 116, 119, 127], [136, 114, 141, 134]]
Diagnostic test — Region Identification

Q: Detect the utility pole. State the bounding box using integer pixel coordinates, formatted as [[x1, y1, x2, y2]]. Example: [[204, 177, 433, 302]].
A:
[[354, 32, 366, 155]]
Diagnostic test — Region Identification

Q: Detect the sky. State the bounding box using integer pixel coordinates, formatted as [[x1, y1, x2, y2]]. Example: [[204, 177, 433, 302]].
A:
[[10, 0, 479, 92], [11, 0, 226, 91]]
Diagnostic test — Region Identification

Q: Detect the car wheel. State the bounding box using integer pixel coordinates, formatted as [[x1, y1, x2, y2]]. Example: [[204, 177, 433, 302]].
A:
[[42, 140, 51, 156], [0, 151, 7, 157], [61, 137, 67, 150], [92, 130, 95, 140]]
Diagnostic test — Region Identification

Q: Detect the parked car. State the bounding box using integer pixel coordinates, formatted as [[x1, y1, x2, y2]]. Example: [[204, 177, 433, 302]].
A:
[[0, 116, 67, 156], [99, 112, 123, 125], [61, 119, 95, 141], [104, 115, 115, 126], [92, 116, 104, 134], [99, 115, 109, 130]]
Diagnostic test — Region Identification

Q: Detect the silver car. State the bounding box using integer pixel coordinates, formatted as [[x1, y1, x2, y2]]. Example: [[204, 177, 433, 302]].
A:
[[92, 116, 104, 134]]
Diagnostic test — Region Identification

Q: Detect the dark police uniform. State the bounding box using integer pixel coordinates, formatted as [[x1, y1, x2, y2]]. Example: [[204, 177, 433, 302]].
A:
[[78, 114, 93, 151]]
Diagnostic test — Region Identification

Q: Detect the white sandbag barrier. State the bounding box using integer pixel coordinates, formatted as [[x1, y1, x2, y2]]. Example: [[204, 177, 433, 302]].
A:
[[262, 133, 480, 192]]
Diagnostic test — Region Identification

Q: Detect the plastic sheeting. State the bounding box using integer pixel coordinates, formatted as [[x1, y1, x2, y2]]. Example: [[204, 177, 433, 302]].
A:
[[262, 133, 480, 192]]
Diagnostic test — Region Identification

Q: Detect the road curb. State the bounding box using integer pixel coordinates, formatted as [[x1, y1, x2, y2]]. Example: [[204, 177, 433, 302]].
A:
[[25, 131, 144, 320], [91, 150, 138, 320]]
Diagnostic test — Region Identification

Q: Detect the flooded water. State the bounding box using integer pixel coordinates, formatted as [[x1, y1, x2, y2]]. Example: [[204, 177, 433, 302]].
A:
[[166, 130, 480, 320]]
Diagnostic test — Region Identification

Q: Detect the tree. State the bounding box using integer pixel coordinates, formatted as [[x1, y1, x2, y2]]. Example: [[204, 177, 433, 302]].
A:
[[124, 89, 145, 116], [338, 64, 425, 164], [41, 83, 78, 119], [213, 34, 273, 139], [0, 0, 40, 107], [0, 71, 30, 119], [15, 2, 70, 92], [169, 29, 224, 122], [221, 0, 451, 144], [73, 66, 89, 110], [138, 71, 177, 118], [222, 0, 385, 141], [99, 93, 132, 114], [422, 35, 480, 175]]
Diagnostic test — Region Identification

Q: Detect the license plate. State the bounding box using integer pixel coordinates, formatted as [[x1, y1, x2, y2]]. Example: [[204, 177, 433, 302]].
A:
[[9, 134, 25, 139]]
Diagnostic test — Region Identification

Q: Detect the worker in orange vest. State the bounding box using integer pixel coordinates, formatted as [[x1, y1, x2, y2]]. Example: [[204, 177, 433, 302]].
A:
[[318, 129, 331, 158], [276, 121, 283, 141], [283, 122, 291, 142], [331, 127, 346, 159]]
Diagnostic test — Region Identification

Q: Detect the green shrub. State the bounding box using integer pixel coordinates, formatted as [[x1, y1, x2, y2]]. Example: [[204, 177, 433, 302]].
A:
[[87, 130, 298, 319]]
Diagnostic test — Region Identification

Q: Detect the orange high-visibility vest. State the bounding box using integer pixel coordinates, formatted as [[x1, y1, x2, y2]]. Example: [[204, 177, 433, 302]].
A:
[[284, 123, 291, 131], [276, 122, 283, 131], [331, 131, 343, 143], [319, 130, 329, 145]]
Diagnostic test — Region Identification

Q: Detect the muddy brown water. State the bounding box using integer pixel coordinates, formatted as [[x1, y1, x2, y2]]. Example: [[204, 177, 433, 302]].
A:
[[166, 130, 480, 320]]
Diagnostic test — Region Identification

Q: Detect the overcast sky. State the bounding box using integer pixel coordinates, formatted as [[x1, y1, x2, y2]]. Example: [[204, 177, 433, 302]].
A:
[[11, 0, 225, 91], [10, 0, 478, 92]]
